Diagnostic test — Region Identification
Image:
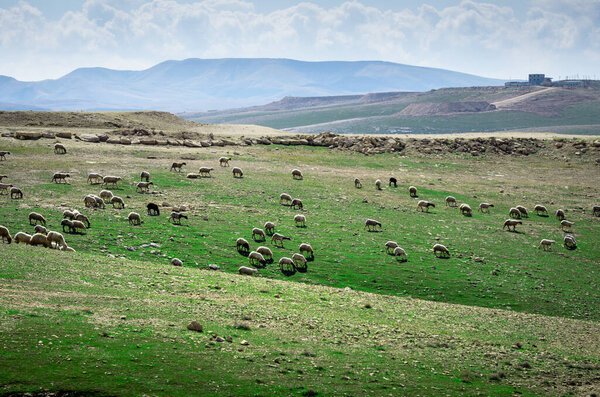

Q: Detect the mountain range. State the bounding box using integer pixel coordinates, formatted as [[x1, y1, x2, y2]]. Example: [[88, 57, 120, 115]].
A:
[[0, 58, 504, 112]]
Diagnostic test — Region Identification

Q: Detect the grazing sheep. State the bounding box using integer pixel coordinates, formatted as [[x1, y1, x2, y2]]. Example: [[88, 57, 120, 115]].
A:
[[102, 176, 122, 188], [299, 243, 314, 259], [135, 181, 153, 193], [71, 220, 87, 234], [111, 196, 125, 209], [252, 228, 266, 241], [187, 173, 200, 179], [34, 225, 48, 235], [99, 190, 114, 202], [279, 257, 295, 272], [365, 218, 382, 231], [433, 244, 450, 258], [61, 246, 76, 252], [503, 219, 522, 232], [459, 203, 472, 216], [271, 233, 291, 247], [93, 195, 105, 209], [409, 186, 417, 197], [280, 193, 292, 205], [168, 211, 188, 224], [256, 246, 273, 260], [416, 200, 435, 212], [509, 207, 521, 219], [0, 226, 12, 244], [389, 177, 397, 187], [538, 239, 555, 251], [72, 209, 80, 217], [0, 151, 10, 160], [393, 246, 407, 261], [248, 251, 266, 266], [84, 195, 96, 208], [375, 179, 382, 190], [128, 212, 142, 226], [140, 171, 150, 182], [291, 198, 303, 210], [172, 258, 183, 267], [28, 212, 47, 226], [87, 173, 103, 184], [170, 162, 186, 172], [74, 214, 90, 228], [10, 187, 23, 199], [61, 219, 74, 233], [30, 233, 51, 248], [63, 210, 75, 220], [47, 231, 67, 249], [147, 202, 160, 216], [14, 232, 32, 244], [54, 143, 67, 154], [0, 175, 7, 182], [294, 214, 306, 227], [232, 167, 243, 178], [292, 253, 307, 268], [264, 221, 275, 235], [445, 196, 457, 207], [199, 167, 214, 177], [219, 157, 231, 167], [560, 220, 574, 232], [354, 178, 362, 188], [239, 266, 259, 276], [385, 241, 399, 254], [0, 183, 12, 195], [555, 209, 566, 220], [593, 205, 600, 217], [479, 203, 494, 213], [51, 172, 70, 184], [534, 205, 549, 216], [292, 169, 303, 180], [563, 235, 577, 249], [516, 205, 529, 218], [236, 238, 250, 253]]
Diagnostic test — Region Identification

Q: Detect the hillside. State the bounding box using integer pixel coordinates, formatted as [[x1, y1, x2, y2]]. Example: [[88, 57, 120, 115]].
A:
[[0, 58, 503, 112]]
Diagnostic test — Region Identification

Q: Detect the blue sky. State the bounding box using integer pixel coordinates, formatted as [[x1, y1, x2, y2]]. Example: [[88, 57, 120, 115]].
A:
[[0, 0, 598, 81]]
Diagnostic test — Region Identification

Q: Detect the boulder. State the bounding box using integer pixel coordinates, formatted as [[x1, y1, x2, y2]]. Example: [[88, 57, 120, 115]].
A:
[[184, 140, 201, 148], [55, 131, 72, 139], [15, 131, 42, 140], [120, 137, 131, 145], [78, 133, 100, 143]]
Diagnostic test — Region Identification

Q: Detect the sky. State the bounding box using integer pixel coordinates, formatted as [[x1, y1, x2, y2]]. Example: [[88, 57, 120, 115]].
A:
[[0, 0, 598, 81]]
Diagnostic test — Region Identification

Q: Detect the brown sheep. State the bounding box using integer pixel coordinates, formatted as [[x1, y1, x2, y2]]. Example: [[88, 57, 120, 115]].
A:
[[280, 193, 292, 205], [271, 233, 291, 247], [252, 228, 266, 241], [14, 232, 31, 244], [560, 220, 574, 232], [168, 211, 188, 224], [28, 212, 47, 226], [509, 207, 521, 219], [593, 205, 600, 217], [445, 196, 457, 207], [10, 187, 23, 199], [292, 169, 303, 180], [236, 237, 250, 253], [128, 212, 142, 226], [140, 171, 150, 182], [87, 173, 103, 184], [111, 196, 125, 209], [503, 219, 522, 232], [479, 203, 494, 213], [534, 205, 549, 216], [0, 151, 10, 160], [219, 157, 231, 167], [0, 183, 12, 195], [555, 209, 565, 220], [102, 176, 122, 187], [354, 178, 362, 188], [34, 225, 48, 235], [0, 175, 7, 182], [291, 198, 303, 210], [135, 181, 154, 193], [516, 205, 529, 218], [264, 221, 275, 235], [30, 233, 51, 248], [232, 167, 244, 178], [52, 172, 70, 184], [170, 162, 186, 172], [385, 241, 399, 254], [199, 167, 214, 177], [0, 226, 12, 244], [409, 186, 417, 197], [538, 239, 555, 251], [61, 219, 74, 233], [54, 143, 67, 154], [365, 218, 382, 231], [416, 200, 435, 212]]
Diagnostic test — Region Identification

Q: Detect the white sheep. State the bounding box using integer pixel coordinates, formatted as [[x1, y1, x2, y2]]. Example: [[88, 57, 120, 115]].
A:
[[28, 212, 47, 226], [135, 181, 153, 193], [92, 195, 105, 209], [256, 246, 273, 261], [294, 214, 306, 227], [71, 220, 87, 234], [219, 157, 231, 167], [365, 218, 382, 231], [47, 231, 67, 249], [292, 169, 303, 180], [433, 243, 450, 258], [128, 212, 142, 226], [503, 219, 522, 232], [34, 225, 48, 235], [375, 179, 382, 190], [54, 143, 67, 154], [271, 233, 291, 247], [560, 220, 574, 232], [292, 253, 307, 268], [111, 196, 125, 209], [239, 266, 259, 276], [232, 167, 243, 178], [279, 257, 295, 272], [479, 203, 494, 213], [416, 200, 435, 212], [74, 214, 90, 228], [409, 186, 417, 197], [264, 221, 275, 235], [509, 207, 521, 219], [84, 195, 96, 208], [538, 239, 555, 251], [186, 173, 200, 179], [168, 211, 188, 224], [30, 233, 50, 248], [459, 203, 472, 216], [236, 237, 250, 252], [102, 176, 122, 187], [61, 219, 74, 233], [445, 196, 457, 207], [354, 178, 362, 188], [63, 210, 75, 220], [299, 243, 314, 259], [248, 251, 266, 266], [534, 205, 549, 216], [563, 235, 577, 249], [172, 258, 183, 266], [252, 228, 266, 241], [385, 241, 398, 254], [393, 246, 408, 261], [14, 232, 32, 244], [100, 190, 114, 202], [280, 193, 292, 205], [87, 173, 103, 184], [0, 226, 12, 244], [516, 205, 529, 218]]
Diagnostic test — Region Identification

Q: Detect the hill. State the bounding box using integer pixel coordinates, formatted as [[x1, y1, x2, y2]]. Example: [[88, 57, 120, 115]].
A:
[[0, 58, 503, 112]]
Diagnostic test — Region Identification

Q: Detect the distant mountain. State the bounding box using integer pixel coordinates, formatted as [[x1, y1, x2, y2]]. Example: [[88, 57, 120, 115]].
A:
[[0, 58, 504, 112]]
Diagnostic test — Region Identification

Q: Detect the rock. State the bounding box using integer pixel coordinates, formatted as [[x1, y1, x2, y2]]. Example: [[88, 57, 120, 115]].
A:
[[15, 131, 42, 140], [240, 340, 249, 346], [215, 336, 225, 343], [171, 258, 183, 266], [97, 134, 109, 142], [184, 140, 201, 148], [150, 242, 161, 248], [42, 132, 55, 139], [55, 131, 72, 139], [187, 321, 203, 332], [120, 137, 131, 145], [126, 246, 137, 252], [79, 133, 100, 143], [593, 140, 600, 147], [107, 137, 121, 144], [200, 140, 212, 147], [208, 264, 220, 271], [140, 138, 157, 145]]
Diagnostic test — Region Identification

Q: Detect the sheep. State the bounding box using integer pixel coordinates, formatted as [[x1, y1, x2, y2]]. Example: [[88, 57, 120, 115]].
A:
[[593, 205, 600, 217], [111, 196, 125, 209], [147, 202, 160, 216], [445, 196, 457, 207], [236, 237, 250, 253], [34, 225, 48, 235], [279, 257, 295, 272], [459, 203, 472, 216], [248, 251, 266, 266], [28, 212, 47, 226], [187, 173, 200, 179], [299, 243, 314, 259], [87, 173, 103, 184], [555, 209, 565, 220], [93, 195, 105, 209], [170, 162, 186, 172], [0, 151, 10, 160], [271, 233, 291, 247], [61, 219, 74, 233], [433, 244, 450, 258], [393, 246, 408, 261], [534, 205, 549, 216], [128, 212, 142, 226], [47, 231, 67, 250], [560, 220, 574, 232], [84, 195, 97, 208], [0, 226, 12, 244], [172, 258, 183, 267], [10, 187, 23, 199], [102, 176, 122, 188], [14, 232, 32, 244], [503, 219, 522, 232], [72, 209, 80, 218], [256, 246, 273, 261], [538, 239, 555, 251], [140, 171, 150, 182], [63, 210, 75, 220], [54, 143, 67, 154], [199, 167, 214, 177], [292, 253, 307, 269], [71, 220, 87, 234], [479, 203, 494, 213], [375, 179, 382, 190], [0, 175, 7, 182], [264, 222, 275, 235], [74, 214, 90, 228], [509, 207, 521, 219], [0, 183, 12, 195], [280, 193, 292, 205], [291, 198, 303, 210], [354, 178, 362, 188], [516, 205, 529, 218], [135, 181, 153, 193], [292, 169, 303, 180], [365, 218, 382, 231], [168, 211, 188, 224], [385, 241, 399, 254], [239, 266, 259, 276], [61, 246, 76, 252], [409, 186, 417, 197], [252, 228, 266, 241], [232, 167, 243, 178], [416, 200, 435, 212], [30, 233, 51, 248], [219, 157, 231, 167], [563, 235, 577, 249], [99, 190, 114, 202], [294, 214, 306, 227], [389, 177, 397, 187]]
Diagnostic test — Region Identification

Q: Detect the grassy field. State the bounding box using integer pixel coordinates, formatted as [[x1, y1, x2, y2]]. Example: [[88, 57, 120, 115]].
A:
[[0, 138, 599, 395]]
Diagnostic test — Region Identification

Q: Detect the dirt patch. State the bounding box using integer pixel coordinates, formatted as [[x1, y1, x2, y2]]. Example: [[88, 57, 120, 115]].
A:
[[398, 101, 496, 116]]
